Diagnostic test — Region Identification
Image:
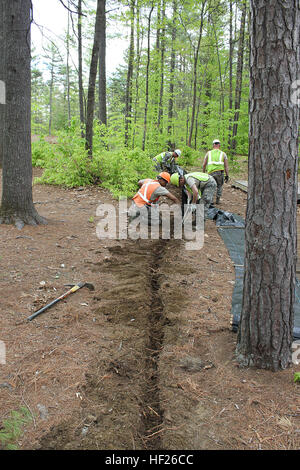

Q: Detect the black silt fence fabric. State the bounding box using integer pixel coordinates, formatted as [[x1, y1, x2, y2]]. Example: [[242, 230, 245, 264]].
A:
[[218, 226, 300, 340]]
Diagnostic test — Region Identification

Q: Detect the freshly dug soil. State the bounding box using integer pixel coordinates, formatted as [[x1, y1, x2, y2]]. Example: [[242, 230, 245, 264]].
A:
[[0, 167, 299, 451]]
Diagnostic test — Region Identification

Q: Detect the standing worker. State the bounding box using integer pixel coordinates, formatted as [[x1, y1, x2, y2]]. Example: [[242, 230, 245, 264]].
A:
[[153, 149, 182, 174], [170, 172, 217, 220], [202, 139, 229, 204], [128, 172, 180, 224]]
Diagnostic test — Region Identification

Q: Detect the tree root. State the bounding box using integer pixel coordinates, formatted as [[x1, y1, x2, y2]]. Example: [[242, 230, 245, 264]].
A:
[[0, 211, 48, 229]]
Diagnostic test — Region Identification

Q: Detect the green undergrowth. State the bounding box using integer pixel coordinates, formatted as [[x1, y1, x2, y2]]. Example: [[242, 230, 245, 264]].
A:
[[0, 406, 32, 450], [32, 124, 200, 198]]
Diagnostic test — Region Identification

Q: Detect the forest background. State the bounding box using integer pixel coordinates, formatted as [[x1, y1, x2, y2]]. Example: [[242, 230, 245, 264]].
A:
[[30, 0, 249, 197]]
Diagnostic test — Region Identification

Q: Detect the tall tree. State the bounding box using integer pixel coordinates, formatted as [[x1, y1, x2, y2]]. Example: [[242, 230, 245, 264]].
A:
[[229, 0, 247, 152], [167, 0, 178, 143], [98, 0, 107, 126], [78, 0, 85, 134], [142, 4, 154, 151], [236, 0, 299, 371], [0, 0, 45, 227], [124, 0, 135, 146], [187, 0, 206, 148], [85, 0, 104, 157]]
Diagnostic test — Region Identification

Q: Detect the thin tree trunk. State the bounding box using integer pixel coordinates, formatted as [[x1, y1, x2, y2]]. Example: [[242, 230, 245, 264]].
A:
[[48, 62, 54, 136], [78, 0, 85, 136], [157, 0, 166, 132], [125, 0, 135, 146], [236, 0, 299, 371], [188, 0, 206, 147], [227, 0, 233, 150], [132, 1, 142, 148], [167, 0, 178, 144], [142, 5, 154, 151], [98, 0, 107, 126], [230, 0, 247, 152], [85, 0, 103, 157], [66, 2, 71, 126]]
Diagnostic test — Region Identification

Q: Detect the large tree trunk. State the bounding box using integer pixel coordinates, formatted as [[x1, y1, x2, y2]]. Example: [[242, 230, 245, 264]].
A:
[[236, 0, 299, 371], [0, 0, 45, 228]]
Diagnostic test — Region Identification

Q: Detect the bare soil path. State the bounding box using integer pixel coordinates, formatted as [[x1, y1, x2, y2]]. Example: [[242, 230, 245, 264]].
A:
[[0, 168, 299, 450]]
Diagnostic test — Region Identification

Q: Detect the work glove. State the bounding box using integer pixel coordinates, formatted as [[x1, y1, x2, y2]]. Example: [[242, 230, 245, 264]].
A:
[[225, 175, 229, 183]]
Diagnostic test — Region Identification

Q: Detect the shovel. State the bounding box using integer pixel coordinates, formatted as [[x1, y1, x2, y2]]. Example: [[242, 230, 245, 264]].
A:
[[27, 282, 95, 321]]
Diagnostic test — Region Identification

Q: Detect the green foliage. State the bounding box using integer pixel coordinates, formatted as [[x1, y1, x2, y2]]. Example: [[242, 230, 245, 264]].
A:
[[0, 406, 32, 450], [32, 138, 55, 168], [101, 147, 157, 198], [294, 372, 300, 383], [33, 122, 157, 198]]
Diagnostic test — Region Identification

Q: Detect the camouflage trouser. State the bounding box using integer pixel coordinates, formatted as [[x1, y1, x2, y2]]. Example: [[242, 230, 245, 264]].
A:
[[152, 158, 163, 172], [201, 178, 217, 218], [128, 202, 160, 226], [210, 171, 224, 199]]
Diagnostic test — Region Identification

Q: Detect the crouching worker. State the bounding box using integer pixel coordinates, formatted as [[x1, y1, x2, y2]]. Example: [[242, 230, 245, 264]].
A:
[[128, 172, 180, 225], [170, 172, 217, 220]]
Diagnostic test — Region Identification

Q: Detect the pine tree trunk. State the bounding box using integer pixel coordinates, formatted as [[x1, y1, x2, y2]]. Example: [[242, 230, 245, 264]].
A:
[[142, 5, 154, 151], [167, 0, 177, 142], [98, 0, 107, 126], [125, 0, 135, 146], [188, 1, 206, 148], [230, 0, 247, 152], [227, 0, 233, 150], [85, 0, 103, 157], [78, 0, 85, 136], [0, 0, 46, 228], [157, 0, 166, 132], [236, 0, 299, 371]]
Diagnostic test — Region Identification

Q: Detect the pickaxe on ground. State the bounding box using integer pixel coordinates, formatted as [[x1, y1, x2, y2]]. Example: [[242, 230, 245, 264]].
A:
[[27, 282, 95, 321]]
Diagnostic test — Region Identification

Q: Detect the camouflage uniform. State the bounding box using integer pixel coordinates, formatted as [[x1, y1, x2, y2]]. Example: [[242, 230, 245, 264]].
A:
[[184, 173, 217, 220]]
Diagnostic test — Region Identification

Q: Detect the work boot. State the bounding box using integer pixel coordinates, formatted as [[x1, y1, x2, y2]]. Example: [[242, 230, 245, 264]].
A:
[[216, 197, 220, 205]]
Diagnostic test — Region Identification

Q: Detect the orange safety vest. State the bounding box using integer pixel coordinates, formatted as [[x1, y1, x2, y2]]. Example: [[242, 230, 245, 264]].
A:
[[133, 179, 161, 208]]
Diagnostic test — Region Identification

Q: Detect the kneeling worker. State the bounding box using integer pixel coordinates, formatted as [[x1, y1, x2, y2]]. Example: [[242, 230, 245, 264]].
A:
[[153, 149, 182, 174], [170, 172, 217, 219], [128, 172, 180, 223]]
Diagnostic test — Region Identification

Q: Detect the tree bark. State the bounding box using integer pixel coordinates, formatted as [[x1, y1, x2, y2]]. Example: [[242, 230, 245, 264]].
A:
[[167, 0, 177, 142], [0, 0, 46, 228], [142, 5, 154, 151], [85, 0, 103, 157], [98, 0, 107, 126], [187, 1, 206, 148], [157, 0, 166, 132], [236, 0, 299, 371], [230, 0, 247, 152], [125, 0, 135, 146], [78, 0, 85, 135]]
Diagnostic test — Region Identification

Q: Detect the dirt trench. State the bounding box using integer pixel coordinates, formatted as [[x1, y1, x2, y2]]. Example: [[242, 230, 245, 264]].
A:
[[38, 235, 186, 450]]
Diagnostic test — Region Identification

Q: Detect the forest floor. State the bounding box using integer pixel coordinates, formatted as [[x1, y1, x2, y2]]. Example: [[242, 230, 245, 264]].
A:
[[0, 162, 300, 451]]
